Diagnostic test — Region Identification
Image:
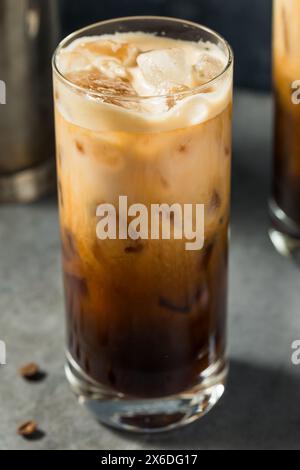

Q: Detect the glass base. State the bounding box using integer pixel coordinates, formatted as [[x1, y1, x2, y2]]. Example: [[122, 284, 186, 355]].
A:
[[269, 199, 300, 262], [0, 159, 55, 203], [65, 352, 228, 433]]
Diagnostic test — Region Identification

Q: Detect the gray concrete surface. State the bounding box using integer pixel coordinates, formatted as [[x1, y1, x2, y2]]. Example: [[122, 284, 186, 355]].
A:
[[1, 91, 300, 450]]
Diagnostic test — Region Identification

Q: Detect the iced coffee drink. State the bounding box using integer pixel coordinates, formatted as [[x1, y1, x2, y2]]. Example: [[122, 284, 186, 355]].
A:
[[271, 0, 300, 254], [53, 17, 233, 432]]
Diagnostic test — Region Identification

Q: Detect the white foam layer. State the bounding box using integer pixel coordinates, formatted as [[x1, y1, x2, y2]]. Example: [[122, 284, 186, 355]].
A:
[[55, 32, 232, 132]]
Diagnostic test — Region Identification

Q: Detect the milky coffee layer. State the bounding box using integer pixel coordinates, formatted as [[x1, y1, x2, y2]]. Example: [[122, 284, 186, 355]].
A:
[[55, 33, 232, 132]]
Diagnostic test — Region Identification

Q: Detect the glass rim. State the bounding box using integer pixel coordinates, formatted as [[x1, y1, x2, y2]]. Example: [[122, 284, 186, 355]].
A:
[[52, 15, 233, 101]]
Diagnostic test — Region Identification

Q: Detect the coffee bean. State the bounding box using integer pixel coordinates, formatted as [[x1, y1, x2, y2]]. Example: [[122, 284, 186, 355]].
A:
[[19, 363, 45, 382], [62, 229, 79, 261], [65, 273, 88, 297], [17, 421, 38, 437]]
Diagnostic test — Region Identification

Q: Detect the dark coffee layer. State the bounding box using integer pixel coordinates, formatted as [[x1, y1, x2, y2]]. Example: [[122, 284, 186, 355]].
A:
[[62, 225, 228, 398]]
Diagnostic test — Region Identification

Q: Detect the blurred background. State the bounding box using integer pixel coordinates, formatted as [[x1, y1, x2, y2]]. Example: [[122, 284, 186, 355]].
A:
[[0, 0, 273, 203], [60, 0, 273, 90]]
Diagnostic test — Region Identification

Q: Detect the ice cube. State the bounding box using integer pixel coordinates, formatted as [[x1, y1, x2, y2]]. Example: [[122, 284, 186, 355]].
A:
[[58, 51, 92, 74], [193, 53, 224, 85], [66, 69, 139, 110], [80, 40, 139, 66], [166, 84, 189, 108], [137, 48, 190, 90], [66, 69, 135, 97], [209, 189, 221, 212], [93, 58, 128, 80]]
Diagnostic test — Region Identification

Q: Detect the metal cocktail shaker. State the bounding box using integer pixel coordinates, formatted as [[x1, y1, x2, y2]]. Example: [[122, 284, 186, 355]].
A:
[[0, 0, 59, 202]]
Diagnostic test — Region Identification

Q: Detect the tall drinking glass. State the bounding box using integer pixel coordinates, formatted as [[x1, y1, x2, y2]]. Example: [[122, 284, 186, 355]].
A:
[[53, 16, 233, 432], [270, 0, 300, 257]]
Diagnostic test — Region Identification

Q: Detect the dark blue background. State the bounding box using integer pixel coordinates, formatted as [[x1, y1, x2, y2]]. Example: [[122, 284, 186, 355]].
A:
[[60, 0, 273, 90]]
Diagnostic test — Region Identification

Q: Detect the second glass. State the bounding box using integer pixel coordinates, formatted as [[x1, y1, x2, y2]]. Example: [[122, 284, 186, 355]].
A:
[[53, 16, 233, 432], [270, 0, 300, 257]]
